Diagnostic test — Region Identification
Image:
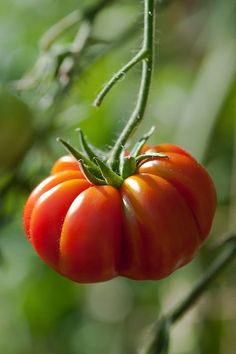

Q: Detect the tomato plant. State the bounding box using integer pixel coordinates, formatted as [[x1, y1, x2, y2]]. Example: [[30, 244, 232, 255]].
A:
[[23, 144, 216, 283]]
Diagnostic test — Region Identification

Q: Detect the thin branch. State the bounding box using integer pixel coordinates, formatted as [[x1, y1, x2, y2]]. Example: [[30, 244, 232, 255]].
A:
[[70, 21, 92, 55], [169, 235, 236, 323], [40, 10, 82, 51], [93, 0, 174, 107], [142, 233, 236, 354], [93, 49, 146, 107], [40, 0, 116, 52]]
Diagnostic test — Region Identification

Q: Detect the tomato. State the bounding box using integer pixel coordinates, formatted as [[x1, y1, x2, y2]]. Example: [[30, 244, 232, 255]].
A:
[[23, 144, 216, 282]]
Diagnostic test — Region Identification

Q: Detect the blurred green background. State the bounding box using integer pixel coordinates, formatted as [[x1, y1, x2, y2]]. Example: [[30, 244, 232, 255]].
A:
[[0, 0, 236, 353]]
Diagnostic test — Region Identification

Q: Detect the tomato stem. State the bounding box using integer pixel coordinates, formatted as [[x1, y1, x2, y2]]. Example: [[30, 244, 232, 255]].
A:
[[107, 0, 155, 171], [93, 49, 146, 108]]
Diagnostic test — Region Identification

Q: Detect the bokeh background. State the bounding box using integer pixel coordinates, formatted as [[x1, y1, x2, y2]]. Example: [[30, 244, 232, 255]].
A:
[[0, 0, 236, 353]]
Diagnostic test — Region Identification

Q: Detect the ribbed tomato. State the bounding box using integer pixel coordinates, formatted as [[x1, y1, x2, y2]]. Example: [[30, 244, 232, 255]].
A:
[[23, 144, 216, 282]]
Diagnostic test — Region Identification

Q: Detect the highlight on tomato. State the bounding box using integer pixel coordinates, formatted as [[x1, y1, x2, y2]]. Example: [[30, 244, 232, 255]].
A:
[[23, 133, 216, 283]]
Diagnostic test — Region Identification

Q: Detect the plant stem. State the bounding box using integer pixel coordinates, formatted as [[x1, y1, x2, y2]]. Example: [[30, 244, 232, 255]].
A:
[[40, 0, 116, 51], [142, 234, 236, 354], [40, 10, 82, 51], [93, 0, 173, 108], [169, 235, 236, 324], [108, 0, 155, 170], [93, 50, 146, 107]]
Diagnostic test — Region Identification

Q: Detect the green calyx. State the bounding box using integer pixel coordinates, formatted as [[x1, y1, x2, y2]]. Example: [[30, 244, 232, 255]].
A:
[[57, 138, 102, 178], [94, 158, 123, 188], [136, 153, 168, 164], [119, 156, 136, 180], [58, 126, 167, 189], [131, 126, 155, 157]]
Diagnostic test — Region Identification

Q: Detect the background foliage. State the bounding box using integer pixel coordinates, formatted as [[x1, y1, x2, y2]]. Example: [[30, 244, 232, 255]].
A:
[[0, 0, 236, 353]]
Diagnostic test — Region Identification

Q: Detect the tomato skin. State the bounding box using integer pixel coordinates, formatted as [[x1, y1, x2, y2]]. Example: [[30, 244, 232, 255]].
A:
[[60, 186, 123, 282], [141, 144, 193, 159], [23, 144, 216, 282], [120, 174, 200, 280], [23, 170, 85, 237], [138, 152, 216, 239], [30, 179, 90, 271], [51, 156, 81, 175]]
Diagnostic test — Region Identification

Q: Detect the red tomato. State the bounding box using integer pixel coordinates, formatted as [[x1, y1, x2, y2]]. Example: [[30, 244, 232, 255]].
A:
[[23, 144, 216, 282]]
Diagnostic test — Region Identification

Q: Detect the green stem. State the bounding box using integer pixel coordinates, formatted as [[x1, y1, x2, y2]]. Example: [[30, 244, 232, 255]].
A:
[[93, 50, 146, 107], [40, 10, 82, 51], [142, 234, 236, 354], [169, 235, 236, 324], [108, 0, 155, 170], [40, 0, 116, 52], [70, 21, 92, 55]]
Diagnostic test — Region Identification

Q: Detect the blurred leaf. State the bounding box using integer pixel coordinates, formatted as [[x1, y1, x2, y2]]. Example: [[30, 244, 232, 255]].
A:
[[174, 41, 236, 162], [0, 87, 35, 170], [23, 269, 81, 335]]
